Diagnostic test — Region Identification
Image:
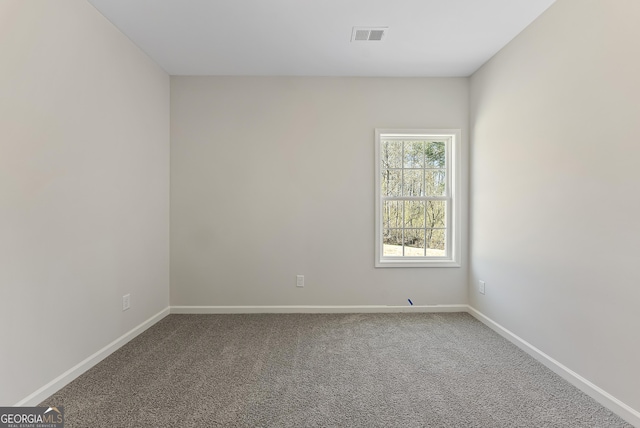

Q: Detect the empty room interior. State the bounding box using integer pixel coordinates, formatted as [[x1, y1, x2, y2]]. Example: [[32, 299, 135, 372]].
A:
[[1, 0, 639, 426]]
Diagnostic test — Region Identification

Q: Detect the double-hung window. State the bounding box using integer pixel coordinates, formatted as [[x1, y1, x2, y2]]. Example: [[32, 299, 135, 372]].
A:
[[375, 129, 461, 267]]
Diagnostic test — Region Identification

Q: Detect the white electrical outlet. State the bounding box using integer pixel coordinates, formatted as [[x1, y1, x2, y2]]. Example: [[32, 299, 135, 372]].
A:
[[296, 275, 304, 287], [122, 294, 131, 311], [479, 280, 486, 295]]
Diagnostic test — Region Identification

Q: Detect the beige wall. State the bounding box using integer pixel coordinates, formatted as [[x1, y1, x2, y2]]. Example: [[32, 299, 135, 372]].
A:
[[470, 0, 640, 417], [0, 1, 170, 405], [171, 77, 468, 307]]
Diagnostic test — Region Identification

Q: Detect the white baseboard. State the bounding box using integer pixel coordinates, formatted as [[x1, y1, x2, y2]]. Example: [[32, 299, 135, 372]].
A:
[[15, 307, 170, 407], [467, 306, 640, 427], [170, 304, 468, 314]]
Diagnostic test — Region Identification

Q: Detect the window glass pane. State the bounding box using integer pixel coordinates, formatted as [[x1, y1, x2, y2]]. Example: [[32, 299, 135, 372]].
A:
[[403, 229, 425, 256], [426, 201, 446, 228], [403, 141, 424, 168], [404, 201, 425, 228], [425, 169, 446, 196], [403, 169, 424, 196], [383, 229, 403, 256], [426, 141, 446, 168], [377, 131, 458, 265], [383, 201, 402, 229], [381, 170, 402, 196], [381, 140, 402, 169], [426, 229, 446, 256]]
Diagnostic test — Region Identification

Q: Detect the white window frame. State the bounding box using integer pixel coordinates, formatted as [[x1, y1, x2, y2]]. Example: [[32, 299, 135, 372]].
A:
[[375, 129, 461, 268]]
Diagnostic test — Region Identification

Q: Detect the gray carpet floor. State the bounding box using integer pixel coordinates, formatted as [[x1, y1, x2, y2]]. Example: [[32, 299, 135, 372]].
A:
[[42, 313, 631, 427]]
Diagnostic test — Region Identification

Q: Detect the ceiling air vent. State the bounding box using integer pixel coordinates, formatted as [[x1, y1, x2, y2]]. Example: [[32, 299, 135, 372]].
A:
[[351, 27, 388, 42]]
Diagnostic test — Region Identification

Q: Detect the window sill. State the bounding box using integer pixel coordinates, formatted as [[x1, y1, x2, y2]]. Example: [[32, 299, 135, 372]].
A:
[[375, 259, 461, 268]]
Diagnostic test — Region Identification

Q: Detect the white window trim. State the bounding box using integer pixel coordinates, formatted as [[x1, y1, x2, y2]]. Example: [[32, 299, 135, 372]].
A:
[[375, 129, 461, 268]]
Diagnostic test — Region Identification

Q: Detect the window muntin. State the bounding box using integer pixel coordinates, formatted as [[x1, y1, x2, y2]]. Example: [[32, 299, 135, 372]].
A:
[[375, 129, 460, 267]]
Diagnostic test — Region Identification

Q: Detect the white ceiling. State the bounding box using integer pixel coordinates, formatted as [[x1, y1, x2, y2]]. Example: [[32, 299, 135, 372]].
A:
[[88, 0, 556, 77]]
